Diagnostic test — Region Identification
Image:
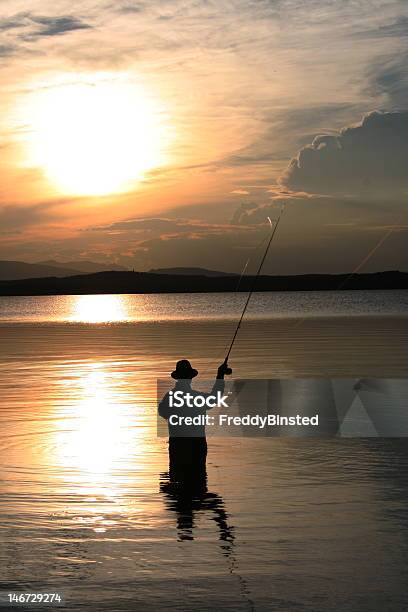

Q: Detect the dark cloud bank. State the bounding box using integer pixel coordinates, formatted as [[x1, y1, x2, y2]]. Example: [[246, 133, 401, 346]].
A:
[[281, 111, 408, 197]]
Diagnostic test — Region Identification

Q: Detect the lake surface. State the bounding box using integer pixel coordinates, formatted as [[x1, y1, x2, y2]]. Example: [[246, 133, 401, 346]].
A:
[[1, 291, 408, 611], [0, 289, 407, 322]]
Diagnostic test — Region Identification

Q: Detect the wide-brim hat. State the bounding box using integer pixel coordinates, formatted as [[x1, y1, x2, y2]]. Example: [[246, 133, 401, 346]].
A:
[[171, 359, 198, 380]]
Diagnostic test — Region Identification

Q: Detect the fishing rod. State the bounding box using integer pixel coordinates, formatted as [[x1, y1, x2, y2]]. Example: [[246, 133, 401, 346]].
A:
[[223, 205, 285, 371], [206, 224, 278, 376]]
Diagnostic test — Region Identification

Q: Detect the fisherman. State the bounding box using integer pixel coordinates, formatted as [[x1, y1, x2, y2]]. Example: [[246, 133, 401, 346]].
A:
[[159, 359, 232, 481]]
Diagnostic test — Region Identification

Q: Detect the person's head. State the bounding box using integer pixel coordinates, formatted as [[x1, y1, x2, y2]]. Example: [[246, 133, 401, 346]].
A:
[[171, 359, 198, 381]]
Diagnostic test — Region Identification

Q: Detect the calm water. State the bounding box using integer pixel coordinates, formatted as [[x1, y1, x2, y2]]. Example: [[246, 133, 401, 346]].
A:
[[0, 290, 407, 322], [1, 292, 408, 611]]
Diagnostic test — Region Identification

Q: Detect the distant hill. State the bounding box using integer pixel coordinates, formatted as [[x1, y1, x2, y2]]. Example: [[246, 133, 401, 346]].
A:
[[0, 259, 129, 281], [0, 270, 407, 296], [0, 260, 79, 281], [37, 260, 128, 274], [149, 267, 237, 277]]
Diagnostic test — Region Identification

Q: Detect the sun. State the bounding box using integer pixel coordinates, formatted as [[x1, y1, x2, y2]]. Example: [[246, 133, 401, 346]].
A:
[[22, 73, 171, 196]]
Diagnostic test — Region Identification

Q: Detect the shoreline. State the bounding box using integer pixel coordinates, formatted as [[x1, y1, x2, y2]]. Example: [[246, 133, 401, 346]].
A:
[[0, 270, 407, 297]]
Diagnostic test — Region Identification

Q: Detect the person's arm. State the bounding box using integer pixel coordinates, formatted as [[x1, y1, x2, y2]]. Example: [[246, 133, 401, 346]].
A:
[[210, 361, 232, 395]]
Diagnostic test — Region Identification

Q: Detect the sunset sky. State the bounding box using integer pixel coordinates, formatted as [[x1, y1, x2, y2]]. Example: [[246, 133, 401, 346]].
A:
[[0, 0, 407, 274]]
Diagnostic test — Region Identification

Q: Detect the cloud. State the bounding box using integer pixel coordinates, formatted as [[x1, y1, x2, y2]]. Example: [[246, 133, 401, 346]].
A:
[[2, 202, 407, 274], [354, 15, 408, 39], [124, 210, 408, 274], [281, 111, 408, 197], [0, 44, 15, 57], [218, 104, 361, 173], [86, 216, 242, 237], [0, 14, 26, 32], [130, 228, 260, 273], [0, 202, 57, 233], [232, 194, 317, 224], [231, 201, 260, 224], [89, 217, 192, 233], [0, 12, 92, 42], [75, 214, 263, 272], [28, 15, 92, 39], [114, 2, 145, 15], [367, 54, 408, 108]]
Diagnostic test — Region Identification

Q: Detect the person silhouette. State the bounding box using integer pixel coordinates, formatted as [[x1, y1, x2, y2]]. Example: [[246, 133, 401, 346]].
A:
[[158, 359, 231, 483]]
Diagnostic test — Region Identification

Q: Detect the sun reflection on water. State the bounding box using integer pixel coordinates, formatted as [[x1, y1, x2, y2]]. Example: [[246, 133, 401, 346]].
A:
[[56, 363, 140, 481], [52, 362, 152, 529], [73, 366, 128, 476], [70, 294, 128, 323]]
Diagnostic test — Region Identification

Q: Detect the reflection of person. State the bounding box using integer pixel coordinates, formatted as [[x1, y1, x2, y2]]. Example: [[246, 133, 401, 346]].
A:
[[158, 359, 231, 482], [160, 472, 235, 544], [160, 473, 254, 608]]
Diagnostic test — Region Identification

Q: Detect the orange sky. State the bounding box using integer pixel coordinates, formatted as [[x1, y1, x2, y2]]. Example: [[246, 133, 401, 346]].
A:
[[0, 1, 407, 272]]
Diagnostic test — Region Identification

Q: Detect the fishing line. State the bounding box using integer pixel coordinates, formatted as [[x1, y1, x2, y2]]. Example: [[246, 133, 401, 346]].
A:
[[234, 228, 273, 293], [336, 226, 396, 290], [210, 205, 398, 371], [290, 222, 401, 330]]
